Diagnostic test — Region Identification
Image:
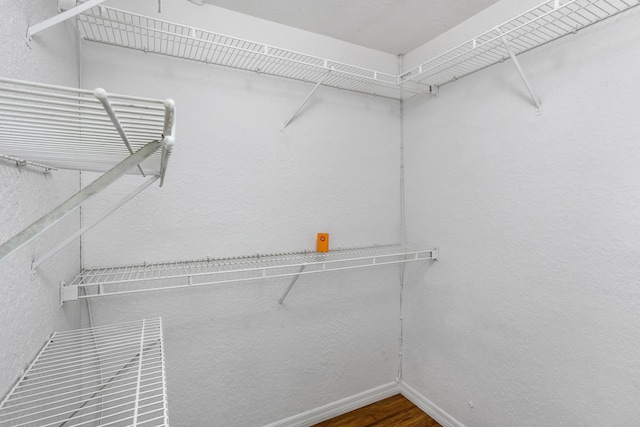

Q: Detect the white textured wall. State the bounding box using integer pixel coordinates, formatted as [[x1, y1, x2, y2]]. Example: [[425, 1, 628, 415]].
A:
[[0, 1, 81, 399], [403, 5, 640, 427], [79, 3, 403, 424]]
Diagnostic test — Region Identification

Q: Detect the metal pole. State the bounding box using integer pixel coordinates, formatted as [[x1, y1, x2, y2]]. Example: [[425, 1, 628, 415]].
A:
[[32, 175, 160, 270], [281, 71, 332, 130], [0, 141, 161, 263], [498, 29, 543, 114]]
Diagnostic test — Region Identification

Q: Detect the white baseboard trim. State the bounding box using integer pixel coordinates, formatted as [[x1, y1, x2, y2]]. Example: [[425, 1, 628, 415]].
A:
[[262, 382, 401, 427], [400, 381, 467, 427]]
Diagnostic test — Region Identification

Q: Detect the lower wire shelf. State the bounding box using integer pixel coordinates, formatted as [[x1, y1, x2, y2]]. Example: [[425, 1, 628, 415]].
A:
[[62, 245, 439, 302], [0, 318, 169, 427]]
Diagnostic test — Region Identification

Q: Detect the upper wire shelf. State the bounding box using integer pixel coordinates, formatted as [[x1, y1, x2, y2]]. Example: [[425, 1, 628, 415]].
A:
[[0, 77, 175, 180], [63, 245, 439, 301], [0, 318, 169, 427], [73, 0, 639, 100], [76, 5, 421, 100], [401, 0, 639, 87]]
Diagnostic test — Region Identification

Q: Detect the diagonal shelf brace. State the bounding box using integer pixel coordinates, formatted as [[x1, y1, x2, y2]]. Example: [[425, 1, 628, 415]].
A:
[[0, 140, 162, 264], [94, 88, 146, 177], [32, 175, 160, 271], [277, 265, 306, 307], [281, 70, 332, 131], [27, 0, 109, 41], [498, 28, 543, 115]]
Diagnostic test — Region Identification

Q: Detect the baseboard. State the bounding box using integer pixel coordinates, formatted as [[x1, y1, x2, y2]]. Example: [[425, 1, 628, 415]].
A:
[[400, 381, 467, 427], [262, 382, 401, 427]]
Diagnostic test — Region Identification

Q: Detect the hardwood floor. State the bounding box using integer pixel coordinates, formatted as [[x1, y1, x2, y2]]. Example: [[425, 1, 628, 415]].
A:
[[312, 394, 442, 427]]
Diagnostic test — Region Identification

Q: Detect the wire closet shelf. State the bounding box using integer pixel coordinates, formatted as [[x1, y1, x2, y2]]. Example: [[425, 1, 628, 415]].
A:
[[401, 0, 640, 87], [0, 77, 175, 181], [74, 0, 639, 99], [76, 4, 419, 100], [0, 318, 169, 427], [64, 245, 438, 301]]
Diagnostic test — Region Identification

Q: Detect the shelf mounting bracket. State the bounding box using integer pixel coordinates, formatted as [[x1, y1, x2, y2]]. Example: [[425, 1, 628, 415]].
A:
[[60, 282, 78, 305], [94, 88, 146, 177], [0, 140, 163, 264], [27, 0, 109, 41], [281, 70, 332, 131], [498, 28, 543, 115], [277, 265, 306, 307]]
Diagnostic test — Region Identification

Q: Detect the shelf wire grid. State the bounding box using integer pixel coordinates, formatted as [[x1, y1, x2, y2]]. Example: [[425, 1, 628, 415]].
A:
[[0, 77, 175, 176], [76, 5, 418, 100], [0, 318, 169, 427], [74, 1, 638, 100], [401, 0, 640, 87], [67, 245, 437, 299]]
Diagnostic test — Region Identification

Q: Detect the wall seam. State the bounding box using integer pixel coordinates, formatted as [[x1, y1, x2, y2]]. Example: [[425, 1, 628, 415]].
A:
[[395, 54, 407, 383]]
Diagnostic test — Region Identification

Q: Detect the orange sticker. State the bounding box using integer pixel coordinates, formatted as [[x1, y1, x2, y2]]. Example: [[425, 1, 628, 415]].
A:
[[317, 233, 329, 252]]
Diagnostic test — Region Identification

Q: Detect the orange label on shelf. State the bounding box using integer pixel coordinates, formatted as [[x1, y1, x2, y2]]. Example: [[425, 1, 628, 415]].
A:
[[317, 233, 329, 252]]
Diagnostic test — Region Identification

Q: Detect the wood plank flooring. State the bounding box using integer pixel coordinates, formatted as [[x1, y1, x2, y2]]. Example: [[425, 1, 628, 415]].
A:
[[312, 394, 442, 427]]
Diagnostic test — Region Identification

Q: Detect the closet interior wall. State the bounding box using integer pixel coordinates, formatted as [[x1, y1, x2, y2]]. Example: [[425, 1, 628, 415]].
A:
[[0, 0, 83, 400], [79, 1, 403, 425], [402, 3, 640, 426]]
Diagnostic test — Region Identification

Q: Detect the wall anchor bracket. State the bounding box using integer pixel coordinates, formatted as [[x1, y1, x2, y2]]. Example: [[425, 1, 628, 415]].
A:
[[498, 28, 543, 115], [27, 0, 109, 41], [60, 282, 78, 305]]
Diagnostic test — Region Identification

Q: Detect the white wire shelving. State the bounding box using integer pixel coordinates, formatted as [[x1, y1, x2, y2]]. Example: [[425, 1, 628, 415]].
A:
[[0, 318, 169, 427], [0, 77, 175, 177], [62, 245, 439, 302], [400, 0, 639, 88], [68, 0, 639, 101], [76, 5, 419, 100], [0, 77, 176, 264]]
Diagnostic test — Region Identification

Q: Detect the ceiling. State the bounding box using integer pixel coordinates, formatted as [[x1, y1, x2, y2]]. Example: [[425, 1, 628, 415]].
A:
[[187, 0, 501, 55]]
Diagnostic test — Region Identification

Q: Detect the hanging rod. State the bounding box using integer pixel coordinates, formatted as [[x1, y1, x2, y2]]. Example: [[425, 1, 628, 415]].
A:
[[62, 245, 439, 302]]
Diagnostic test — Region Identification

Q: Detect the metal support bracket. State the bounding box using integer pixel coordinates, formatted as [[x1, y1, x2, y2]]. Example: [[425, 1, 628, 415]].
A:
[[430, 248, 439, 261], [32, 175, 160, 272], [0, 154, 56, 173], [281, 70, 332, 131], [277, 265, 306, 307], [60, 283, 78, 305], [94, 88, 146, 177], [27, 0, 109, 41], [0, 140, 162, 264], [498, 28, 543, 115]]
